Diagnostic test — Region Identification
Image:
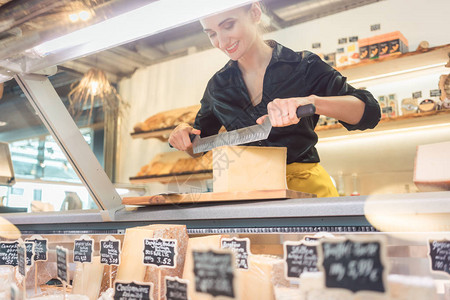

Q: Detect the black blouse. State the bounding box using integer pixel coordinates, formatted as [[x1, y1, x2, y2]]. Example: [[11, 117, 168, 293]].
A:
[[193, 41, 381, 164]]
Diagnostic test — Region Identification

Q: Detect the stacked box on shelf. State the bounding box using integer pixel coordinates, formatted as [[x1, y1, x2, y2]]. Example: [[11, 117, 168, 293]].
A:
[[360, 31, 409, 61]]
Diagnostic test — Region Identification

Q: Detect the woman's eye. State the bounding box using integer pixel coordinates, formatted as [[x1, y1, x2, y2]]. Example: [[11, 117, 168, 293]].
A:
[[224, 21, 235, 30], [208, 32, 216, 38]]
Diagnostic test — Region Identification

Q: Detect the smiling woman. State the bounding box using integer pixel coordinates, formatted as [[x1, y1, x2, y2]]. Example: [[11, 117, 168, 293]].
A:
[[168, 2, 381, 198]]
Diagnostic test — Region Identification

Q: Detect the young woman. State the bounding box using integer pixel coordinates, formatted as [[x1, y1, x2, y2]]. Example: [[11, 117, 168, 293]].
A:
[[168, 3, 380, 197]]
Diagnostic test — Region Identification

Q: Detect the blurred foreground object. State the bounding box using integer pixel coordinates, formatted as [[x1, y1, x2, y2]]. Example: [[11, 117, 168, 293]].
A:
[[0, 216, 20, 240], [414, 141, 450, 192]]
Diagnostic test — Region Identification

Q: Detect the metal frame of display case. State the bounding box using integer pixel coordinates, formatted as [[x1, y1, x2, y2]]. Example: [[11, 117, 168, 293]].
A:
[[14, 73, 123, 220], [4, 191, 450, 236]]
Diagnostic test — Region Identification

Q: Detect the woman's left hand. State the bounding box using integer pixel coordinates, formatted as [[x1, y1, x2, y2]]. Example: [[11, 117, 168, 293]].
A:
[[256, 96, 316, 127]]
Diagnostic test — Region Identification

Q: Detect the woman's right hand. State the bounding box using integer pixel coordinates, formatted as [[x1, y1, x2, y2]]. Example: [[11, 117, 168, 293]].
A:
[[168, 123, 201, 151]]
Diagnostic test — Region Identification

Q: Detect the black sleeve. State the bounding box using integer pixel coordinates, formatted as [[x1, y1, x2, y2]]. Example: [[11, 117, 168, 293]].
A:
[[303, 51, 381, 131], [193, 80, 223, 137]]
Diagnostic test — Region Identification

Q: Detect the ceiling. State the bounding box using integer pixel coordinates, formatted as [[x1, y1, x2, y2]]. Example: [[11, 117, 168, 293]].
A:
[[0, 0, 382, 141]]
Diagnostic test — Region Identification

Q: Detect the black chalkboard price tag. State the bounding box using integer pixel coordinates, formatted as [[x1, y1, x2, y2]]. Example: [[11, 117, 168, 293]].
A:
[[114, 280, 154, 300], [26, 235, 48, 262], [100, 236, 121, 266], [221, 237, 250, 270], [0, 241, 18, 266], [143, 238, 177, 268], [283, 241, 319, 280], [25, 241, 35, 267], [73, 235, 94, 264], [193, 249, 236, 298], [428, 239, 450, 276], [165, 276, 190, 300], [318, 238, 388, 294], [17, 241, 26, 277], [56, 246, 69, 284]]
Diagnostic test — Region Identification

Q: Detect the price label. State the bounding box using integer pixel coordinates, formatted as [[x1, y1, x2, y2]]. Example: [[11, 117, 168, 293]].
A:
[[284, 241, 318, 280], [318, 238, 387, 293], [428, 239, 450, 276], [26, 235, 48, 262], [0, 241, 18, 266], [412, 91, 422, 99], [430, 89, 441, 97], [143, 238, 177, 268], [114, 281, 153, 300], [100, 236, 121, 266], [193, 249, 235, 298], [73, 235, 94, 264], [165, 276, 190, 300], [221, 237, 250, 269], [56, 246, 69, 284], [25, 242, 35, 267]]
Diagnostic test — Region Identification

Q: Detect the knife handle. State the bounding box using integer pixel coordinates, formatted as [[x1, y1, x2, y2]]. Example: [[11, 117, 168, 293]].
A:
[[296, 103, 316, 118], [168, 133, 197, 148]]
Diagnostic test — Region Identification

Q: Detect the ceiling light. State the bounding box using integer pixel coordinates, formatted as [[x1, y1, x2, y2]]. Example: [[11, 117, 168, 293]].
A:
[[0, 121, 7, 127], [69, 13, 79, 23], [78, 11, 91, 22], [32, 0, 254, 57]]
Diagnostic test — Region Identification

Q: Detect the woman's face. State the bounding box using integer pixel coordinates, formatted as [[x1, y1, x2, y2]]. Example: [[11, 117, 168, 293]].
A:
[[200, 5, 260, 61]]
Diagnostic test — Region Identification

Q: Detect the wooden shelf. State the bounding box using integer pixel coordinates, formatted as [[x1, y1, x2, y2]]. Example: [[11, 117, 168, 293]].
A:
[[337, 44, 450, 82], [317, 109, 450, 139], [129, 170, 212, 184]]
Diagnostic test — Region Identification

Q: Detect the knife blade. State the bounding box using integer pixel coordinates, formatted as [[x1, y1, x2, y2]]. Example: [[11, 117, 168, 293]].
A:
[[192, 103, 316, 154]]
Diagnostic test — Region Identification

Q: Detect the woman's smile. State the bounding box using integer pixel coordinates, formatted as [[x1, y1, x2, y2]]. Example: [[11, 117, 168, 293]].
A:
[[225, 41, 239, 54]]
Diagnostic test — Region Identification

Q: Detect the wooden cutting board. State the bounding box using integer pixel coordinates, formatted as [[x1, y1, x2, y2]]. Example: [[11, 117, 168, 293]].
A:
[[122, 189, 315, 206]]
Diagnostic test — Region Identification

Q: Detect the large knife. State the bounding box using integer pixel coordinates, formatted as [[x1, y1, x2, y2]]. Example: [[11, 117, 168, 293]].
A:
[[191, 103, 316, 154]]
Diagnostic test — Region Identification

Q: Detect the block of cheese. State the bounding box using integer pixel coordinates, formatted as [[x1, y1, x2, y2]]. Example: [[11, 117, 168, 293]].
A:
[[182, 235, 230, 300], [274, 287, 302, 300], [0, 266, 13, 298], [444, 282, 450, 300], [143, 225, 189, 300], [213, 146, 287, 192], [116, 225, 157, 282], [414, 141, 450, 191], [388, 274, 437, 300], [239, 254, 290, 300], [72, 256, 104, 300], [116, 224, 189, 300]]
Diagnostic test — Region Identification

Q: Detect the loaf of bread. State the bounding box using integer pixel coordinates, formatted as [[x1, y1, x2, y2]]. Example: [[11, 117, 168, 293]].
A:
[[136, 151, 212, 177], [133, 105, 200, 133]]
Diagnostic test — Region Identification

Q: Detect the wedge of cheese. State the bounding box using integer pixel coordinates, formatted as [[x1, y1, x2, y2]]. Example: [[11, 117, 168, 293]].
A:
[[213, 146, 287, 192], [72, 256, 104, 300], [239, 254, 290, 300], [388, 274, 437, 300], [116, 224, 189, 300], [274, 287, 302, 300], [182, 235, 230, 300]]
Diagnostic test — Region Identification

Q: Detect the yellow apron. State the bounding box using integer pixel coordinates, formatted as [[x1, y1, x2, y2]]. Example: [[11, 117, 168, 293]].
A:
[[286, 163, 339, 198]]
